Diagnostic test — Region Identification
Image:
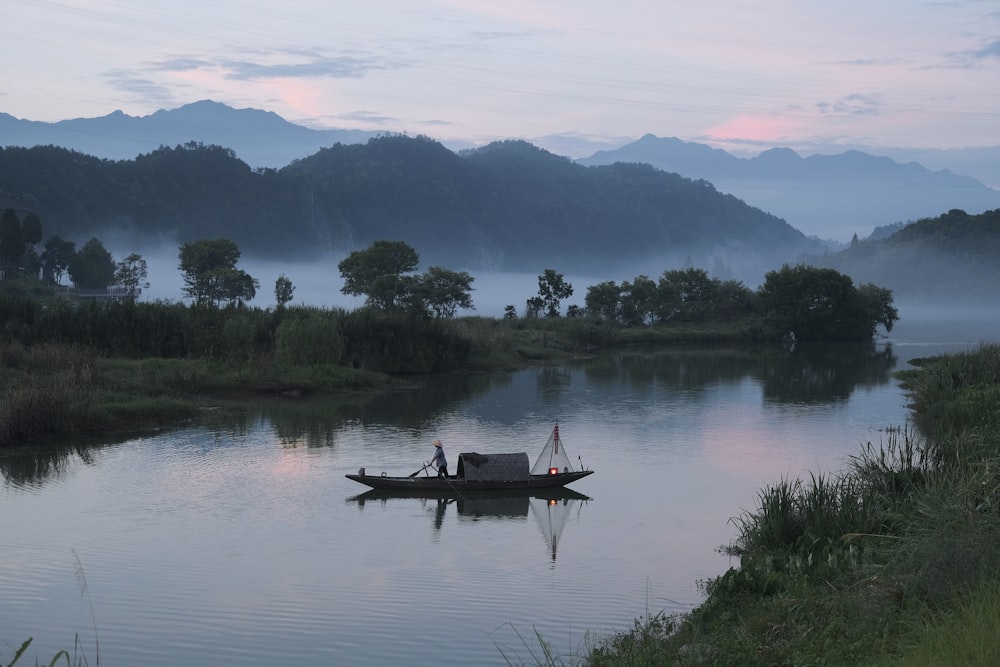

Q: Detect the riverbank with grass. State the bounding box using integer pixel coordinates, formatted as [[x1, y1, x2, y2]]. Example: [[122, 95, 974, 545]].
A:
[[0, 312, 756, 449], [537, 342, 1000, 666], [0, 341, 391, 447]]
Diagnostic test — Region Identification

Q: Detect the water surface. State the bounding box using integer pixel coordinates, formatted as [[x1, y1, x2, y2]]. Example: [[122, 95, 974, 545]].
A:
[[1, 318, 995, 665]]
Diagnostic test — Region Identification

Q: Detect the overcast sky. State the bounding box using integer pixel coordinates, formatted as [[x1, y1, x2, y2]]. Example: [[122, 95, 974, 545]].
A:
[[2, 1, 999, 155]]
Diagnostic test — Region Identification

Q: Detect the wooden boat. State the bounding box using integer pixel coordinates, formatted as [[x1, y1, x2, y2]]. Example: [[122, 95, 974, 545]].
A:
[[347, 487, 592, 504], [345, 423, 593, 492]]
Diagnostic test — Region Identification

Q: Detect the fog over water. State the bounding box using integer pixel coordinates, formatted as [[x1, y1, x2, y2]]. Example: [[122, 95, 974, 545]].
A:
[[125, 245, 615, 318], [117, 245, 1000, 334]]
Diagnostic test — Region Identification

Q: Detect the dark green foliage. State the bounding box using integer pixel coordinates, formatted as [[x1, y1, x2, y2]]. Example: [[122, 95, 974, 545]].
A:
[[178, 238, 258, 306], [0, 207, 37, 279], [338, 241, 476, 318], [113, 253, 150, 300], [274, 274, 294, 307], [534, 268, 572, 317], [757, 264, 898, 341], [338, 240, 420, 311], [821, 207, 1000, 304], [275, 308, 345, 365], [338, 308, 470, 374], [583, 267, 758, 327], [41, 234, 75, 284], [68, 237, 115, 289], [0, 207, 24, 270], [583, 280, 621, 321]]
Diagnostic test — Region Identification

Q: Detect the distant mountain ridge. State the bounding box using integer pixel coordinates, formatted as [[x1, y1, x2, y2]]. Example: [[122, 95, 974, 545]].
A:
[[0, 100, 381, 168], [3, 101, 999, 242], [0, 137, 823, 283], [578, 134, 1000, 241]]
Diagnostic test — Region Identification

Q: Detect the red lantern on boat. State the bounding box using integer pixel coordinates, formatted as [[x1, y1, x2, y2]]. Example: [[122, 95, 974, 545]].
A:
[[548, 467, 559, 475]]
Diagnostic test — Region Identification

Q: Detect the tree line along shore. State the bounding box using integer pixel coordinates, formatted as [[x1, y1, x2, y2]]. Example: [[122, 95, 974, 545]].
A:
[[0, 232, 898, 449]]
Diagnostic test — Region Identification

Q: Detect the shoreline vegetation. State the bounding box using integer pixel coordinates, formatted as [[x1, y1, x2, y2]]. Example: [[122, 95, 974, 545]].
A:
[[1, 256, 897, 449], [0, 306, 762, 449]]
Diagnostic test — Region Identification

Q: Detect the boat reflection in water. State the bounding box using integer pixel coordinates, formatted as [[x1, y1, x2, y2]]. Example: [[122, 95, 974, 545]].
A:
[[348, 488, 590, 561]]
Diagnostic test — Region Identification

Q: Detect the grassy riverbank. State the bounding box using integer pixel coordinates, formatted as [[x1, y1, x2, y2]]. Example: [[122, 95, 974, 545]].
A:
[[0, 315, 755, 448], [0, 341, 390, 447], [544, 342, 1000, 666]]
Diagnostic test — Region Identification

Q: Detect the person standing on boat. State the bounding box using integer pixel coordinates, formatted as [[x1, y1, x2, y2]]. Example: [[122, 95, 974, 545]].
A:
[[432, 439, 448, 478]]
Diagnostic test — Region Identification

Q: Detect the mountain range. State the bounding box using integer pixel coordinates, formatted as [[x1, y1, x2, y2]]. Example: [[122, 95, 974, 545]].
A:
[[2, 101, 999, 305], [579, 135, 1000, 242], [2, 101, 999, 243], [0, 137, 822, 286]]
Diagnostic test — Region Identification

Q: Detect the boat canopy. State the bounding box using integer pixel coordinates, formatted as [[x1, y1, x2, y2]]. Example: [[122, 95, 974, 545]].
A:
[[456, 452, 530, 481]]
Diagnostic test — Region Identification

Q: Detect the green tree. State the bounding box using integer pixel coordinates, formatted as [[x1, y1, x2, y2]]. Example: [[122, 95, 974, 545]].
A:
[[68, 237, 115, 289], [113, 253, 150, 301], [525, 296, 544, 318], [657, 268, 717, 322], [536, 268, 573, 317], [275, 274, 295, 308], [714, 279, 756, 320], [338, 240, 420, 311], [41, 235, 76, 285], [585, 280, 621, 321], [0, 208, 24, 278], [410, 266, 475, 318], [179, 238, 258, 306], [619, 275, 658, 325], [757, 264, 896, 341], [856, 282, 899, 337], [19, 211, 43, 277]]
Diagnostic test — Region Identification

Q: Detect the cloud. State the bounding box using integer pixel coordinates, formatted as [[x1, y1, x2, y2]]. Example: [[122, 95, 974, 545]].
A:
[[102, 69, 179, 109], [972, 37, 1000, 59], [217, 52, 405, 81], [146, 47, 408, 81], [816, 94, 880, 117], [150, 58, 214, 73], [415, 118, 459, 127], [337, 110, 400, 124]]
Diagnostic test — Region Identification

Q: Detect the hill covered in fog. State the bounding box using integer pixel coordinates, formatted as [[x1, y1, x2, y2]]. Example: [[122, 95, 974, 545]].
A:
[[578, 134, 1000, 242], [0, 136, 823, 281], [816, 208, 1000, 304]]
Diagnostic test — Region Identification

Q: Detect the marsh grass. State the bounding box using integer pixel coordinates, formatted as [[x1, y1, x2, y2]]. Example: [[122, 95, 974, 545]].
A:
[[1, 342, 394, 448], [0, 344, 99, 446]]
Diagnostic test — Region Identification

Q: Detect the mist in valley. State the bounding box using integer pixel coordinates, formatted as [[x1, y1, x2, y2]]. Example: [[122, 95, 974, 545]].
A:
[[122, 244, 614, 318], [108, 239, 1000, 344]]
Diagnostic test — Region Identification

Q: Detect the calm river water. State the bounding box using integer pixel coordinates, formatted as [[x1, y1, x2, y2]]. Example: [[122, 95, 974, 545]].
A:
[[1, 307, 997, 666]]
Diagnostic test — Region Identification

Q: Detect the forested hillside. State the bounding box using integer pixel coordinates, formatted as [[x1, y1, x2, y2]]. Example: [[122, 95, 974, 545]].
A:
[[0, 135, 823, 278], [818, 208, 1000, 304]]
